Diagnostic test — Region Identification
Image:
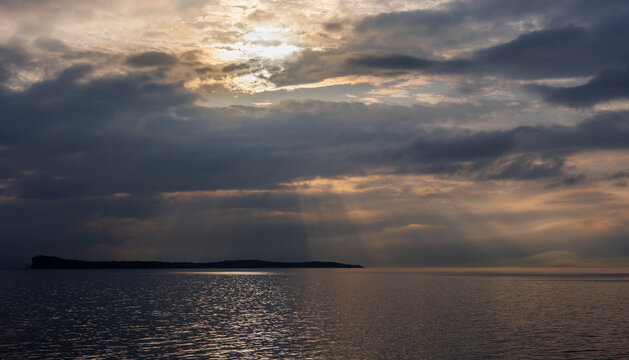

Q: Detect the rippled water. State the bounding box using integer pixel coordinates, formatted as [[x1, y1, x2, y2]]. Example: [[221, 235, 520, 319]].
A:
[[1, 268, 629, 359]]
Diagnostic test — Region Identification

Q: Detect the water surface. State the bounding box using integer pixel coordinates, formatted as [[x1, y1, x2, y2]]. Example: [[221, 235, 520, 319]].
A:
[[1, 268, 628, 359]]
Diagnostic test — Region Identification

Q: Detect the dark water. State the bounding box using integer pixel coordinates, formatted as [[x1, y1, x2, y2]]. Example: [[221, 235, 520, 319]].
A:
[[1, 268, 629, 359]]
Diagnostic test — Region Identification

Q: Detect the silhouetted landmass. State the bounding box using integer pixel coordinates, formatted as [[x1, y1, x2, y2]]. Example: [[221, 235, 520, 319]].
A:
[[31, 255, 363, 269]]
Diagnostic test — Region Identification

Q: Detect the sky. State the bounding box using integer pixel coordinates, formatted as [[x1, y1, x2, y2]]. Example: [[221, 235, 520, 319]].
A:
[[1, 0, 629, 267]]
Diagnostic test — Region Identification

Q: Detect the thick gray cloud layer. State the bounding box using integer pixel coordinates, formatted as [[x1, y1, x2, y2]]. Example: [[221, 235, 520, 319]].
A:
[[0, 67, 627, 267], [126, 52, 179, 68], [2, 0, 629, 267], [272, 0, 629, 107], [2, 67, 628, 201], [347, 21, 629, 81], [531, 69, 629, 107]]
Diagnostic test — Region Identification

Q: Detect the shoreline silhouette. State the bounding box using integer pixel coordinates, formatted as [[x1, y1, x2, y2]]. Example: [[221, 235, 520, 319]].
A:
[[30, 255, 363, 269]]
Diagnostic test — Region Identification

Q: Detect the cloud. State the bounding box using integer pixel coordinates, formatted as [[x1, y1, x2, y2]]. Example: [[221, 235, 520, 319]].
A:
[[471, 26, 592, 78], [322, 22, 343, 32], [481, 156, 565, 181], [471, 19, 629, 79], [0, 43, 33, 83], [530, 69, 629, 107], [268, 2, 629, 102], [222, 62, 250, 72], [275, 17, 629, 93], [2, 0, 629, 267], [404, 129, 516, 161], [32, 37, 69, 52], [516, 250, 589, 267], [347, 55, 435, 70], [1, 66, 628, 207], [125, 51, 179, 67], [347, 21, 629, 79], [355, 0, 629, 46]]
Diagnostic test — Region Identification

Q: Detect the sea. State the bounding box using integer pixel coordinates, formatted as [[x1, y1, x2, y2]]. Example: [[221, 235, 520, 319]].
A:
[[1, 267, 628, 359]]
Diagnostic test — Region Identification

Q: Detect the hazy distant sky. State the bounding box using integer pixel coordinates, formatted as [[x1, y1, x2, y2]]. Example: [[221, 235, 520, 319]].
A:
[[1, 0, 628, 267]]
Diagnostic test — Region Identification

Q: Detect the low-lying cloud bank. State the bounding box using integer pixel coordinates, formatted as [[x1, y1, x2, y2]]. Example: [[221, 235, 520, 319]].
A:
[[1, 0, 629, 267], [1, 67, 628, 199], [0, 68, 628, 266]]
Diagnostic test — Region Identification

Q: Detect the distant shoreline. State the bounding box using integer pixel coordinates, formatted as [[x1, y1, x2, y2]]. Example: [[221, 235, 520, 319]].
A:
[[30, 255, 363, 269]]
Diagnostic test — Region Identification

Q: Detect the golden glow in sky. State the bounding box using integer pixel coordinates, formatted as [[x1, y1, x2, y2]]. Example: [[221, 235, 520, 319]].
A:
[[0, 0, 449, 94]]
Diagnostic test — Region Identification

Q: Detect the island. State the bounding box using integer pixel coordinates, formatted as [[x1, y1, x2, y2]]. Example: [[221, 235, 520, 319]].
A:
[[31, 255, 363, 269]]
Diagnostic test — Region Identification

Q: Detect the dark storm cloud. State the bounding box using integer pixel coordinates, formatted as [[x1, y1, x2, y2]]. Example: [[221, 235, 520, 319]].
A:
[[341, 17, 629, 107], [355, 0, 629, 35], [609, 170, 629, 187], [483, 156, 565, 181], [269, 50, 351, 87], [403, 112, 629, 162], [0, 43, 33, 82], [396, 112, 629, 180], [347, 55, 434, 70], [353, 0, 629, 62], [347, 21, 629, 80], [2, 65, 629, 267], [556, 174, 587, 186], [471, 20, 629, 79], [470, 26, 591, 78], [404, 129, 516, 161], [322, 22, 343, 32], [0, 65, 195, 198], [354, 0, 550, 32], [530, 69, 629, 107], [0, 190, 311, 266], [271, 0, 629, 102], [514, 112, 629, 151], [221, 62, 250, 72], [2, 68, 629, 203], [32, 37, 69, 52], [0, 193, 164, 266], [125, 51, 179, 67]]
